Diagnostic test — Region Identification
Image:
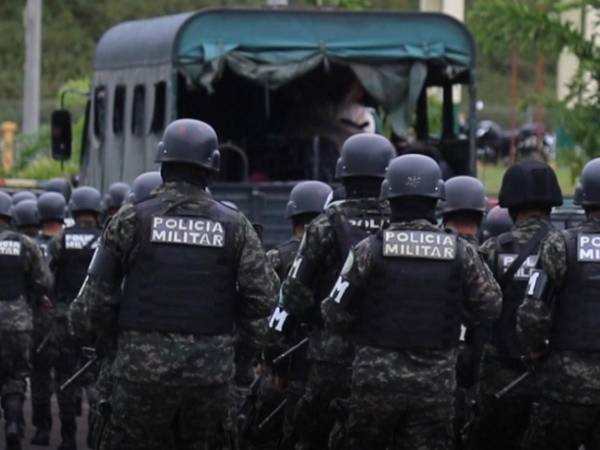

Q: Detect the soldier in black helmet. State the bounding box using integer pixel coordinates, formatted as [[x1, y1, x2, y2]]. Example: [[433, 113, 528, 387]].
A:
[[321, 154, 501, 449], [439, 176, 487, 446], [268, 181, 332, 281], [480, 206, 514, 243], [46, 178, 72, 203], [517, 157, 600, 449], [441, 176, 487, 246], [11, 191, 36, 206], [0, 191, 51, 450], [129, 172, 162, 204], [29, 192, 66, 446], [13, 199, 41, 239], [472, 160, 563, 450], [47, 186, 102, 450], [103, 182, 130, 221], [73, 119, 277, 449], [268, 133, 393, 450]]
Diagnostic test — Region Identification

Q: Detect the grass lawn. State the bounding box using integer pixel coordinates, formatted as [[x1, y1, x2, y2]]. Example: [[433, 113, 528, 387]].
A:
[[477, 162, 576, 197]]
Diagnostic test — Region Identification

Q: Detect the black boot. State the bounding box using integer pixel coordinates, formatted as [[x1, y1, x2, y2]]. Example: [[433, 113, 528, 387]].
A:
[[31, 427, 51, 446], [3, 394, 23, 450], [58, 418, 77, 450]]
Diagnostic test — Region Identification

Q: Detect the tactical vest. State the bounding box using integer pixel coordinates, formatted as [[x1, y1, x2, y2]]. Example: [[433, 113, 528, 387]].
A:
[[352, 229, 463, 349], [0, 232, 27, 301], [119, 196, 240, 335], [552, 224, 600, 351], [55, 224, 101, 303], [273, 237, 300, 281], [492, 229, 548, 358], [313, 202, 390, 320]]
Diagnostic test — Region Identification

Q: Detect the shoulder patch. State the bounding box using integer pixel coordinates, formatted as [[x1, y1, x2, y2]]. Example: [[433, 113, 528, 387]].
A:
[[382, 230, 456, 260], [577, 233, 600, 262], [150, 216, 225, 248], [0, 240, 22, 256]]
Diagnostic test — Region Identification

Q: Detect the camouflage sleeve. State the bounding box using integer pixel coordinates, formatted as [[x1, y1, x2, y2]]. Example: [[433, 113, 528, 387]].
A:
[[86, 204, 137, 337], [278, 216, 334, 317], [266, 248, 281, 282], [516, 232, 566, 353], [478, 236, 497, 271], [47, 231, 63, 275], [234, 215, 279, 382], [23, 236, 52, 301], [321, 238, 372, 333], [461, 239, 502, 323]]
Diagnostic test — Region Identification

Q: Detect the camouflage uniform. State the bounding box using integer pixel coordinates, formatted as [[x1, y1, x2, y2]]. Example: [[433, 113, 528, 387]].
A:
[[30, 232, 56, 435], [80, 181, 278, 450], [0, 223, 51, 424], [48, 220, 101, 445], [517, 215, 600, 450], [320, 219, 501, 449], [275, 198, 388, 450], [472, 217, 552, 449]]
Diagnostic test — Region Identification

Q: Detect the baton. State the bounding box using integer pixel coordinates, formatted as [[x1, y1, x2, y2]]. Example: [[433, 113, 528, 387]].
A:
[[272, 338, 309, 365], [60, 356, 98, 392], [494, 370, 531, 400], [258, 398, 287, 430]]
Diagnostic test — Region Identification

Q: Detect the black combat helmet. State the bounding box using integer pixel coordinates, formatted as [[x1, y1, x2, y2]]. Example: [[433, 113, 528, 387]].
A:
[[69, 187, 102, 214], [383, 154, 445, 200], [155, 119, 220, 172], [335, 134, 395, 180], [104, 182, 131, 210], [37, 192, 66, 223], [285, 181, 333, 218], [440, 176, 487, 215], [11, 190, 36, 205], [131, 172, 162, 203], [574, 157, 600, 207], [498, 160, 562, 209], [13, 199, 40, 228], [480, 206, 513, 241], [0, 192, 11, 220], [46, 178, 72, 202]]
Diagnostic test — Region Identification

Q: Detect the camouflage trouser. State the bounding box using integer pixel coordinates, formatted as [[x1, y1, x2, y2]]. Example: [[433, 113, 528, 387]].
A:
[[333, 384, 454, 450], [0, 331, 31, 397], [469, 357, 538, 450], [100, 378, 231, 450], [520, 397, 600, 450], [30, 328, 55, 430], [293, 361, 351, 450]]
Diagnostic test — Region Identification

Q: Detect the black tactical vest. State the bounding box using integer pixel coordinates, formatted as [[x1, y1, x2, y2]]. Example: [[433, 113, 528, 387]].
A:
[[118, 196, 240, 335], [55, 224, 101, 303], [273, 237, 300, 281], [492, 228, 548, 358], [0, 231, 27, 301], [552, 223, 600, 351], [312, 201, 390, 321], [352, 229, 464, 349]]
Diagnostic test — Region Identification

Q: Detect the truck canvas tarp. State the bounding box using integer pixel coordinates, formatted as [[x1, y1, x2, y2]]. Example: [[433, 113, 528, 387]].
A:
[[82, 8, 477, 244]]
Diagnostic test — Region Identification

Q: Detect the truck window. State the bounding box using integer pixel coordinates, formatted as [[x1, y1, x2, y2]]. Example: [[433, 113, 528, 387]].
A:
[[131, 85, 145, 137], [113, 85, 126, 135], [150, 81, 166, 134], [93, 86, 106, 140]]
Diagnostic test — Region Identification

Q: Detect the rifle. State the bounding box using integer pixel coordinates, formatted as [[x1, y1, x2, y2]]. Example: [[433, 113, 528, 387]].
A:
[[60, 347, 98, 392], [272, 338, 309, 365]]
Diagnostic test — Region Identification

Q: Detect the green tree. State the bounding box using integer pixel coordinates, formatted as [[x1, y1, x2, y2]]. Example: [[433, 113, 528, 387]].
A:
[[469, 0, 600, 172]]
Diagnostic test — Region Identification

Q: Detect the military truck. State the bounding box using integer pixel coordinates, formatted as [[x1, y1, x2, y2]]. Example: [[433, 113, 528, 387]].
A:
[[52, 8, 479, 244]]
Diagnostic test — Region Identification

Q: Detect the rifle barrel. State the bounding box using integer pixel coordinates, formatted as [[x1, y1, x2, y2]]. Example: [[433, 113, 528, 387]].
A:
[[258, 398, 287, 430], [494, 370, 531, 400], [272, 337, 309, 365], [59, 357, 98, 392]]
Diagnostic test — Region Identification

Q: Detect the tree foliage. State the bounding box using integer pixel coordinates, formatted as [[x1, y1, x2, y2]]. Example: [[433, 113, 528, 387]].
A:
[[469, 0, 600, 168]]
